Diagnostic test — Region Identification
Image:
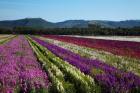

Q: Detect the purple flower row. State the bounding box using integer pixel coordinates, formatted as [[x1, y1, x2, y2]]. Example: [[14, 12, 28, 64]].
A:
[[0, 36, 49, 93], [32, 37, 140, 93]]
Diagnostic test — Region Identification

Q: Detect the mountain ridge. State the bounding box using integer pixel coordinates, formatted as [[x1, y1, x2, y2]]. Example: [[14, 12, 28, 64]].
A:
[[0, 18, 140, 29]]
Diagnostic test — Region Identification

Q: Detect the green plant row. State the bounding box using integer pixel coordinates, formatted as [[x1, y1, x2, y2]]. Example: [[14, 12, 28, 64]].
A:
[[27, 37, 70, 93], [38, 37, 140, 76], [26, 36, 100, 93], [0, 35, 17, 44]]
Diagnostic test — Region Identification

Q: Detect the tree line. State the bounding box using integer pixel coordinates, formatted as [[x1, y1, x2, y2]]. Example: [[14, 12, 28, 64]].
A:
[[0, 24, 140, 36]]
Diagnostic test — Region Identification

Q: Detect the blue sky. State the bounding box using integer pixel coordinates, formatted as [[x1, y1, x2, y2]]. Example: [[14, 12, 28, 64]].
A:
[[0, 0, 140, 22]]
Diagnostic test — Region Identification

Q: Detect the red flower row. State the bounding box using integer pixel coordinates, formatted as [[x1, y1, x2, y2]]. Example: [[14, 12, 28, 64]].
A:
[[44, 35, 140, 59]]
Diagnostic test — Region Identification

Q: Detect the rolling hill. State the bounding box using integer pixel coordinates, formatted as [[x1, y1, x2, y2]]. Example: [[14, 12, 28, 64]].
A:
[[0, 18, 140, 29]]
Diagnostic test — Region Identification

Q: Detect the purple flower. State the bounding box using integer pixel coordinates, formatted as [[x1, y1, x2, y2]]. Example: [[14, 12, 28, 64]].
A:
[[0, 36, 50, 92], [32, 37, 140, 92]]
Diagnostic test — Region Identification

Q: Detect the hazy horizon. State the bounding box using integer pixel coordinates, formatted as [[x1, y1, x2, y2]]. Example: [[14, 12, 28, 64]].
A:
[[0, 0, 140, 22], [0, 17, 140, 23]]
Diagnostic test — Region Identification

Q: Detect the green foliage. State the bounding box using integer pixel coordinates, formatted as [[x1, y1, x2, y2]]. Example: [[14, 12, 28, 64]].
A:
[[26, 36, 100, 93], [30, 88, 48, 93], [45, 38, 140, 76], [27, 37, 76, 93], [0, 35, 16, 44], [1, 26, 140, 35]]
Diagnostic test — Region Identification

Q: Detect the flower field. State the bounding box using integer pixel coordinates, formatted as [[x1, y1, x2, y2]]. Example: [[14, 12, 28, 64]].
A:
[[44, 35, 140, 59], [0, 35, 140, 93]]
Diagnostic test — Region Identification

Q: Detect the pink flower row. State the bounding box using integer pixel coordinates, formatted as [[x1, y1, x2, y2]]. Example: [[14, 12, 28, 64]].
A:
[[0, 36, 49, 93], [44, 35, 140, 59]]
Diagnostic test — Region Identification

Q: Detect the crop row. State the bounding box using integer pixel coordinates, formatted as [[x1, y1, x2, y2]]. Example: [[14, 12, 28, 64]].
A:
[[0, 35, 16, 44], [27, 36, 98, 93], [0, 35, 12, 39], [37, 36, 140, 76], [44, 35, 140, 59], [32, 36, 140, 93], [0, 36, 49, 93], [1, 35, 140, 93]]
